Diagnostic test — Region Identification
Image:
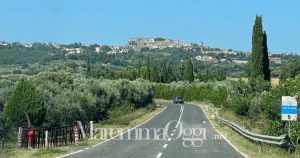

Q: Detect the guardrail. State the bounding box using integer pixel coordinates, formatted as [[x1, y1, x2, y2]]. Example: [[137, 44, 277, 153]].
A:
[[205, 103, 291, 148]]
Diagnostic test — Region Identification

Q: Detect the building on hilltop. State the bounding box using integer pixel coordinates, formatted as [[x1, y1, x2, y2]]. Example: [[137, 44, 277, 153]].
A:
[[128, 37, 196, 51], [269, 57, 282, 64]]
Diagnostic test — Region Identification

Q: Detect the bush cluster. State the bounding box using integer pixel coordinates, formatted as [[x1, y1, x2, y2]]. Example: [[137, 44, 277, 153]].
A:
[[2, 70, 155, 127], [155, 81, 229, 107], [227, 76, 300, 145]]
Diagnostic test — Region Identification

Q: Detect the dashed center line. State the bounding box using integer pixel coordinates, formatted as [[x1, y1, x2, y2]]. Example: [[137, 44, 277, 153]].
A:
[[163, 144, 168, 149], [156, 152, 163, 158], [175, 105, 184, 129], [155, 104, 183, 158]]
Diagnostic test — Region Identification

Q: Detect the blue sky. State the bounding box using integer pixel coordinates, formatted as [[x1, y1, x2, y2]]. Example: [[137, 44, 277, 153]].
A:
[[0, 0, 299, 53]]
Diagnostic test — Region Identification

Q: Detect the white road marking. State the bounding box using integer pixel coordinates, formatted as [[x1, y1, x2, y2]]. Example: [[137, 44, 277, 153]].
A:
[[198, 104, 248, 158], [57, 150, 83, 158], [84, 147, 89, 150], [171, 133, 174, 136], [156, 152, 163, 158], [173, 129, 176, 132], [163, 144, 168, 149], [175, 105, 184, 129], [168, 138, 171, 141]]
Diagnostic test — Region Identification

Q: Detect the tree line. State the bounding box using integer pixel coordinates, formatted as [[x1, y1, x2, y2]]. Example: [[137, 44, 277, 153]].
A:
[[2, 71, 155, 128]]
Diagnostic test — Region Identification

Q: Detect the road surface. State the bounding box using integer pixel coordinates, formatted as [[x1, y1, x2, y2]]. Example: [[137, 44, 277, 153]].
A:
[[62, 102, 244, 158]]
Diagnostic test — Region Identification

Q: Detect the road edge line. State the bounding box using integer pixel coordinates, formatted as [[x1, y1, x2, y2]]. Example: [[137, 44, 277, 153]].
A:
[[197, 103, 249, 158]]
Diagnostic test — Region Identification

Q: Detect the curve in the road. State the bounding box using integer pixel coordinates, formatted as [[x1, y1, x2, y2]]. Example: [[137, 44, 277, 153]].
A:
[[59, 102, 245, 158]]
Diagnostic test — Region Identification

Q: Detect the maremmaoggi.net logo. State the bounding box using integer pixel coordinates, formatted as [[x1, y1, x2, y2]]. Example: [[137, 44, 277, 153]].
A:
[[84, 120, 220, 148]]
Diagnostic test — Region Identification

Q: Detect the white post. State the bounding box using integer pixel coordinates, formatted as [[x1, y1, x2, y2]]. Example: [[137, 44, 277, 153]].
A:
[[90, 121, 94, 139], [77, 121, 86, 139], [45, 130, 48, 147], [73, 125, 78, 144], [17, 127, 22, 148]]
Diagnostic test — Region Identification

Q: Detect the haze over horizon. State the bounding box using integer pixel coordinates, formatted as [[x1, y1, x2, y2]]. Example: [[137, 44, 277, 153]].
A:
[[0, 0, 299, 53]]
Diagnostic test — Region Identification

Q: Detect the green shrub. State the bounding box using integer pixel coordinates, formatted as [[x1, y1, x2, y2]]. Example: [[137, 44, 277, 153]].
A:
[[4, 78, 45, 126], [155, 81, 229, 107], [28, 71, 155, 126]]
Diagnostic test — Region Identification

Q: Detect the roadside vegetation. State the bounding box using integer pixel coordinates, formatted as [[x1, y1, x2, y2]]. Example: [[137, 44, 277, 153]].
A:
[[155, 16, 300, 156], [2, 72, 155, 128], [198, 102, 300, 158]]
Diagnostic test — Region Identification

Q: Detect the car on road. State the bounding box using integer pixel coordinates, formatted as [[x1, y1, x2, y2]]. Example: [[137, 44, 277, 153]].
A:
[[174, 96, 184, 104]]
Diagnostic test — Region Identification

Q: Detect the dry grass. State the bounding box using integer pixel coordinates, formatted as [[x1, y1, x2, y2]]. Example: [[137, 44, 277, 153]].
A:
[[218, 109, 264, 134], [271, 78, 280, 86], [227, 77, 248, 81], [227, 77, 280, 86]]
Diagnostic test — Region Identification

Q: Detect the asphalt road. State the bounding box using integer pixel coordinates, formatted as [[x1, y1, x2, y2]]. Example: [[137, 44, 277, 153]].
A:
[[62, 102, 245, 158]]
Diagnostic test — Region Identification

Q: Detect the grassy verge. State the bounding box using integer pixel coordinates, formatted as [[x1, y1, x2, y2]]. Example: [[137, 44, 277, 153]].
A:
[[1, 103, 164, 158], [192, 101, 300, 158]]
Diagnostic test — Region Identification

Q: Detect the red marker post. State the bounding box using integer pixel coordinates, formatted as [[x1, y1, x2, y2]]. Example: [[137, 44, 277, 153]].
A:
[[73, 125, 78, 144], [28, 130, 35, 148]]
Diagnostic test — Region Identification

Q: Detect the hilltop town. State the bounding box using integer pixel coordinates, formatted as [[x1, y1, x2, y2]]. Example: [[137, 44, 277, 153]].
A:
[[0, 37, 294, 66]]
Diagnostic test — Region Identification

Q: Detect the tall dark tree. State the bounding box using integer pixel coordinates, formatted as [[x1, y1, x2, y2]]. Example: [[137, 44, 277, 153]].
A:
[[151, 66, 160, 82], [138, 60, 142, 78], [161, 60, 168, 83], [263, 31, 270, 81], [217, 69, 226, 81], [166, 64, 175, 82], [86, 60, 92, 78], [180, 63, 184, 81], [250, 15, 270, 81], [146, 54, 151, 80], [183, 59, 194, 82]]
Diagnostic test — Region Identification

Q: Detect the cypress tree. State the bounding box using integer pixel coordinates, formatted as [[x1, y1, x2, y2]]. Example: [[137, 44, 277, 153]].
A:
[[146, 54, 150, 80], [250, 15, 270, 81], [251, 16, 264, 79], [263, 31, 271, 81], [180, 64, 184, 81], [183, 59, 194, 82], [166, 64, 174, 83], [206, 69, 210, 82], [151, 66, 160, 82], [86, 60, 92, 78], [217, 69, 226, 81], [138, 60, 141, 78], [161, 60, 167, 83]]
